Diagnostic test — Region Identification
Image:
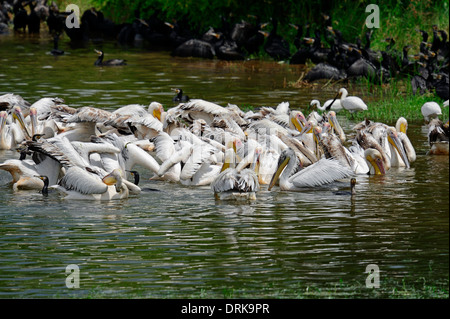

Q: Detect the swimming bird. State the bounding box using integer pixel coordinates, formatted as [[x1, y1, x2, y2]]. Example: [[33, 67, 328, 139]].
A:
[[0, 111, 26, 150], [395, 117, 416, 163], [94, 49, 127, 66], [0, 159, 45, 191], [333, 178, 356, 196], [172, 88, 190, 103], [51, 166, 129, 200], [268, 148, 354, 191], [211, 140, 260, 200], [426, 118, 449, 155]]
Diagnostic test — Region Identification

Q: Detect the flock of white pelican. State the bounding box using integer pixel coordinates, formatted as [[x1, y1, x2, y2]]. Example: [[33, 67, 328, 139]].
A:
[[0, 90, 448, 201]]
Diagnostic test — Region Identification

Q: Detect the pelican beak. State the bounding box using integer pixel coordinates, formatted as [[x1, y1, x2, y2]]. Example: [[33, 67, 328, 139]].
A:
[[268, 155, 290, 191], [367, 154, 386, 175], [291, 115, 304, 132], [299, 123, 313, 135], [289, 23, 299, 30], [328, 111, 345, 142], [94, 49, 102, 55], [0, 111, 7, 131], [304, 37, 315, 44], [388, 130, 410, 168], [30, 107, 38, 136], [12, 106, 31, 138], [399, 122, 407, 134], [153, 105, 162, 121], [102, 173, 117, 186]]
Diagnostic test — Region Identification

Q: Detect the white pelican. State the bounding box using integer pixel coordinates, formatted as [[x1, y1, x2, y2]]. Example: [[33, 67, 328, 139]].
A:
[[211, 141, 260, 200], [60, 107, 115, 141], [335, 88, 368, 114], [426, 118, 449, 155], [364, 148, 387, 175], [421, 101, 442, 122], [0, 111, 25, 150], [356, 122, 410, 169], [355, 129, 391, 172], [327, 111, 346, 143], [395, 117, 416, 163], [51, 167, 129, 200], [268, 148, 354, 191], [178, 99, 230, 125], [0, 159, 44, 191], [0, 93, 31, 117]]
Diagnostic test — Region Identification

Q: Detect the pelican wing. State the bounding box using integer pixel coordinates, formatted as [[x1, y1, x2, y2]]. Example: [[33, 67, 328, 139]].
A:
[[180, 99, 229, 116], [180, 142, 214, 180], [211, 168, 238, 193], [125, 114, 163, 132], [71, 141, 121, 164], [238, 169, 260, 192], [289, 157, 353, 188], [151, 132, 176, 161], [64, 107, 114, 123], [25, 138, 74, 168], [59, 166, 108, 195], [0, 93, 31, 116], [123, 143, 160, 174], [112, 104, 147, 117], [0, 159, 38, 183], [159, 142, 193, 176]]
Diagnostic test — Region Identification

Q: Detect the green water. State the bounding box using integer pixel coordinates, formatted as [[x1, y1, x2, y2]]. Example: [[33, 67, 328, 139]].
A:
[[0, 33, 448, 298]]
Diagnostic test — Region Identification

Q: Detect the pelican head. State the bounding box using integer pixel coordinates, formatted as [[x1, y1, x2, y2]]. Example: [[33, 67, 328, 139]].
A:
[[327, 111, 346, 142], [364, 148, 386, 175], [12, 106, 30, 138], [395, 117, 408, 134], [299, 121, 313, 136], [387, 127, 410, 168], [268, 149, 294, 191], [102, 169, 124, 192], [290, 110, 306, 132], [148, 102, 163, 121], [313, 125, 323, 143]]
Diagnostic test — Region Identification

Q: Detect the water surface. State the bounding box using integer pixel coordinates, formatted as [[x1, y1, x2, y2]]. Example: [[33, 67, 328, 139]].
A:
[[0, 34, 448, 298]]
